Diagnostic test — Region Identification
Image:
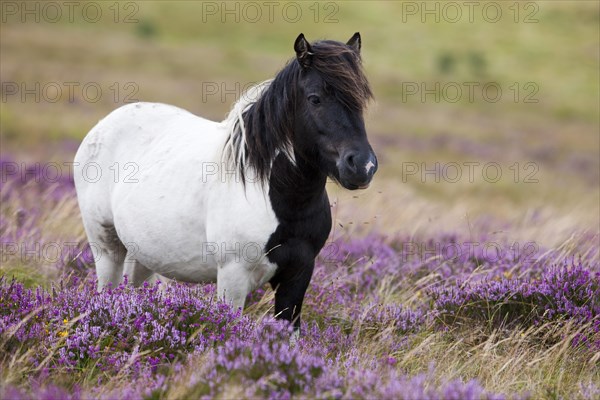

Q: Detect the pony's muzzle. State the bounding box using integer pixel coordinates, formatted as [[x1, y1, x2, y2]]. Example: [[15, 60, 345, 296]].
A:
[[339, 150, 377, 190]]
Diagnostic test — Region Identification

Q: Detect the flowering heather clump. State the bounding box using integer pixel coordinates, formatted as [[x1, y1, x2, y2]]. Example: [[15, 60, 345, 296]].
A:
[[360, 303, 425, 334], [431, 262, 600, 344], [191, 320, 327, 399], [0, 276, 245, 377], [339, 369, 512, 400], [56, 242, 96, 276], [0, 384, 81, 400], [0, 156, 75, 203], [312, 232, 555, 306], [0, 276, 519, 400], [1, 158, 86, 283], [305, 231, 591, 331], [164, 319, 513, 400]]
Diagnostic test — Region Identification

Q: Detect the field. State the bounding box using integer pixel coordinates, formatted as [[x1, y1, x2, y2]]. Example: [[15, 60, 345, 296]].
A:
[[1, 1, 599, 399]]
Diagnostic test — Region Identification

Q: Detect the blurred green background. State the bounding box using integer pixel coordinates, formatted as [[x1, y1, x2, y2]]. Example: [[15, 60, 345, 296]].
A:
[[1, 0, 598, 243]]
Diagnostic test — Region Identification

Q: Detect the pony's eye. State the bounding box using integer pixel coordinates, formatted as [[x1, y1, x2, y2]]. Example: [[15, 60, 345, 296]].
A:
[[308, 95, 321, 105]]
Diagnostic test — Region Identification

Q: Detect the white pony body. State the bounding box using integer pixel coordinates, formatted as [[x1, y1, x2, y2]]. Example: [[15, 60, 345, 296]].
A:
[[74, 84, 278, 309]]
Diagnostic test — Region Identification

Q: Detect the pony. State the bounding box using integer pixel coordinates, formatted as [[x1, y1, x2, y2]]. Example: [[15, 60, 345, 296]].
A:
[[74, 33, 377, 330]]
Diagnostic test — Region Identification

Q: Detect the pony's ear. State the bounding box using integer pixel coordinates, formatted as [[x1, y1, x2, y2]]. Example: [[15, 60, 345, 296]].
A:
[[346, 32, 361, 54], [294, 33, 313, 68]]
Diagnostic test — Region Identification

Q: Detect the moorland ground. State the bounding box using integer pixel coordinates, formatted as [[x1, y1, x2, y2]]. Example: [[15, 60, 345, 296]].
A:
[[1, 1, 599, 399]]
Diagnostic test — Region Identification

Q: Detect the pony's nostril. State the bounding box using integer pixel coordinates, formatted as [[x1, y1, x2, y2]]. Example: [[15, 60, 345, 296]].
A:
[[344, 153, 357, 172]]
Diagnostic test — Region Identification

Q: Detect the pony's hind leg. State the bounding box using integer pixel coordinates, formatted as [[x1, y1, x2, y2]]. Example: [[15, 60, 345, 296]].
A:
[[124, 258, 156, 287], [91, 223, 127, 290]]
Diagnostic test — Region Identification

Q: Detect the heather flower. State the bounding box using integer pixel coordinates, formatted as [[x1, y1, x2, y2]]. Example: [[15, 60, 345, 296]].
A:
[[431, 261, 600, 348], [0, 277, 247, 376]]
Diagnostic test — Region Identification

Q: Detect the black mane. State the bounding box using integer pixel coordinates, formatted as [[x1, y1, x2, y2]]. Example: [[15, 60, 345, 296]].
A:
[[225, 39, 373, 185]]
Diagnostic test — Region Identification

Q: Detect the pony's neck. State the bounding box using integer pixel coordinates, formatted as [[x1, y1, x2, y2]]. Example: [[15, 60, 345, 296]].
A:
[[269, 153, 327, 209]]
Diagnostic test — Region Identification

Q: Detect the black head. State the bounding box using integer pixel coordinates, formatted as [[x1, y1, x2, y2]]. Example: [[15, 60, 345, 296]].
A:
[[292, 32, 377, 190], [226, 33, 377, 190]]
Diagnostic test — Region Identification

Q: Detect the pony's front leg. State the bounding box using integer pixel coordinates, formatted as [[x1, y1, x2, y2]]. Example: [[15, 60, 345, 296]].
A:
[[216, 262, 251, 312], [269, 249, 316, 332]]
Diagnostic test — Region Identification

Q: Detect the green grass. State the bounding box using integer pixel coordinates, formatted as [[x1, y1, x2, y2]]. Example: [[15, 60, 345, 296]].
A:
[[0, 265, 47, 289]]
